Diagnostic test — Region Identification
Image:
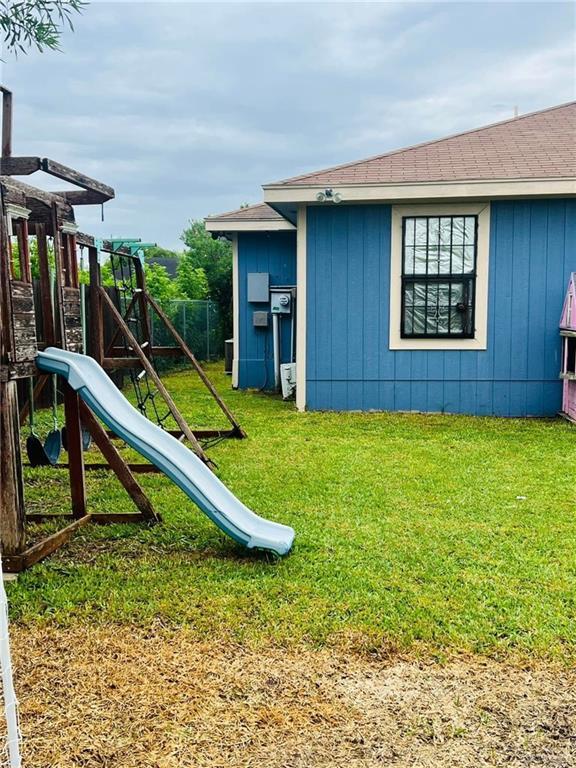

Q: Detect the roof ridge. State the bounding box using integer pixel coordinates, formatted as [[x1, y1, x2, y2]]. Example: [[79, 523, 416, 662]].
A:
[[205, 202, 270, 219], [265, 100, 576, 187]]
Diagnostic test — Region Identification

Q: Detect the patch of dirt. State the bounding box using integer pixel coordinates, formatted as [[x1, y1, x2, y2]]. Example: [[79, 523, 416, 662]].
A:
[[6, 625, 576, 767]]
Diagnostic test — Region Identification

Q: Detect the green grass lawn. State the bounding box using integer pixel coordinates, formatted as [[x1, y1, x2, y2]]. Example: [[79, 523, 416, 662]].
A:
[[9, 364, 576, 663]]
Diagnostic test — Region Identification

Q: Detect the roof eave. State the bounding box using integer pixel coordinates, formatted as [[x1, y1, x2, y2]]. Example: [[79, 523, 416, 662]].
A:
[[204, 218, 296, 233], [263, 177, 576, 205]]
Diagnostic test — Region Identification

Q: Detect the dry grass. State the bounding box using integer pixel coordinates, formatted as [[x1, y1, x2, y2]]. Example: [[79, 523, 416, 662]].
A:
[[9, 625, 576, 768]]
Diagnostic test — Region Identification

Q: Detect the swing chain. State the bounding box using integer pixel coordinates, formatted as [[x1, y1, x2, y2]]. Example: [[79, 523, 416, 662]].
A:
[[27, 377, 38, 437], [51, 375, 59, 432]]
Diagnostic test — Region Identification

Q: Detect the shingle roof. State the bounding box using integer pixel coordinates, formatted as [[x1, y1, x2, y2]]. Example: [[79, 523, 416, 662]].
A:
[[205, 203, 284, 221], [267, 102, 576, 187]]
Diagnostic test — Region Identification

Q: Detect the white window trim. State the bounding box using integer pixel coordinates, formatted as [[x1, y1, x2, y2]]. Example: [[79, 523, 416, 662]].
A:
[[389, 202, 491, 351]]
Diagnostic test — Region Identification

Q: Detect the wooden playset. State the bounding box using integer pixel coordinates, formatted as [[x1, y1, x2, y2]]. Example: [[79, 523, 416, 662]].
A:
[[89, 240, 245, 469], [560, 272, 576, 423], [0, 87, 245, 573]]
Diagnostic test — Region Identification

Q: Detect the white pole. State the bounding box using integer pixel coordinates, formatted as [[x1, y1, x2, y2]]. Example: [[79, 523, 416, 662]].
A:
[[0, 559, 21, 768], [272, 313, 281, 391]]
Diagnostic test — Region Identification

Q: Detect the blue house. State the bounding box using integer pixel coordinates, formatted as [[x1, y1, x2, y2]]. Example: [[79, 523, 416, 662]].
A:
[[205, 102, 576, 417]]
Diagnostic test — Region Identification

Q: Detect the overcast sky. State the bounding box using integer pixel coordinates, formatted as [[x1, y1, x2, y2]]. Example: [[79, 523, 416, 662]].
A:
[[0, 1, 574, 249]]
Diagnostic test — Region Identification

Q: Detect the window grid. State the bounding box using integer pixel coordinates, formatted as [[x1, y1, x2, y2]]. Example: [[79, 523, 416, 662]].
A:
[[401, 215, 478, 339]]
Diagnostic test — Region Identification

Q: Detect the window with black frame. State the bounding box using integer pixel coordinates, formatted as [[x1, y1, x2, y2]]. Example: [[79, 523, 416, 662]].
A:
[[401, 215, 477, 338]]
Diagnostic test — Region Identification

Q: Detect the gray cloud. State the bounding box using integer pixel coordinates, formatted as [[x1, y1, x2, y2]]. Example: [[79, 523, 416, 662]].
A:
[[0, 1, 574, 248]]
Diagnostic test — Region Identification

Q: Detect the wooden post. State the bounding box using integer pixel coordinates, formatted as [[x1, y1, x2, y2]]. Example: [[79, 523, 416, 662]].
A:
[[79, 402, 160, 523], [0, 380, 26, 555], [0, 180, 25, 556], [68, 233, 79, 288], [133, 257, 153, 356], [88, 245, 104, 364], [36, 223, 55, 346], [16, 218, 31, 282], [146, 293, 246, 437], [51, 205, 66, 347], [1, 87, 12, 159], [0, 193, 13, 362], [63, 383, 87, 519]]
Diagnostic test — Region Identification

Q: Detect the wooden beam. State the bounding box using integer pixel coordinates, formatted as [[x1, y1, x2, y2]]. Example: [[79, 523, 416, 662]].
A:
[[102, 357, 141, 370], [79, 401, 160, 522], [41, 158, 114, 201], [105, 428, 237, 440], [16, 218, 32, 282], [100, 287, 214, 467], [0, 157, 42, 176], [0, 380, 26, 556], [146, 293, 246, 438], [88, 246, 104, 364], [51, 204, 66, 347], [24, 462, 161, 474], [1, 88, 13, 158], [91, 513, 149, 524], [63, 384, 87, 520], [55, 190, 111, 206], [26, 512, 148, 525], [2, 515, 92, 573], [108, 346, 183, 358], [36, 223, 55, 346], [75, 231, 95, 248]]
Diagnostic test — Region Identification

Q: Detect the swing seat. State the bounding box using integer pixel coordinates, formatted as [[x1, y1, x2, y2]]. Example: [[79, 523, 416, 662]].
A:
[[61, 425, 92, 452], [26, 429, 62, 467]]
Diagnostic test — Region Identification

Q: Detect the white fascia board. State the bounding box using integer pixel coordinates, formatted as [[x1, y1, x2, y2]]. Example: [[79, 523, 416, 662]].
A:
[[205, 219, 296, 233], [5, 203, 31, 221], [263, 177, 576, 205], [231, 234, 239, 389], [295, 205, 307, 412], [61, 221, 79, 234]]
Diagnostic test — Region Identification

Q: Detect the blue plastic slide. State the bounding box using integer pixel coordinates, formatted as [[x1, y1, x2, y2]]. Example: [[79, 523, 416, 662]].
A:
[[36, 348, 295, 556]]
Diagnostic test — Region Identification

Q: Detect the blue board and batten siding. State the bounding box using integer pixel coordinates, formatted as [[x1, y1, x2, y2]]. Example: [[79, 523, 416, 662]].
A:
[[306, 200, 576, 416], [237, 231, 296, 389]]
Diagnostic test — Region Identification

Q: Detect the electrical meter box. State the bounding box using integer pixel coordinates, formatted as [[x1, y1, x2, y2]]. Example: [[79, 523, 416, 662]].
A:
[[270, 288, 292, 314]]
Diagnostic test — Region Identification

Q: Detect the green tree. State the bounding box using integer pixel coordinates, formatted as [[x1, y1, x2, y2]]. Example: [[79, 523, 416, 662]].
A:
[[0, 0, 85, 54], [145, 262, 185, 304], [180, 221, 232, 345], [176, 258, 209, 301], [99, 258, 115, 288]]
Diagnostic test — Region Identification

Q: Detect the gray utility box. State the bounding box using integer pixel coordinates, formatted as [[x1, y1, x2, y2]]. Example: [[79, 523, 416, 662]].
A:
[[224, 339, 233, 374], [270, 288, 292, 314], [247, 272, 270, 303], [253, 311, 269, 328]]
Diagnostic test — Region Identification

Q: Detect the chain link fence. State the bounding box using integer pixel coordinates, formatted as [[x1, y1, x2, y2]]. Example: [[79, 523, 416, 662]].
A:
[[150, 300, 222, 362]]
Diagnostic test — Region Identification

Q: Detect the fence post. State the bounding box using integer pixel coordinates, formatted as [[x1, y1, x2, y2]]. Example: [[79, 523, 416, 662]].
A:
[[182, 302, 187, 349]]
